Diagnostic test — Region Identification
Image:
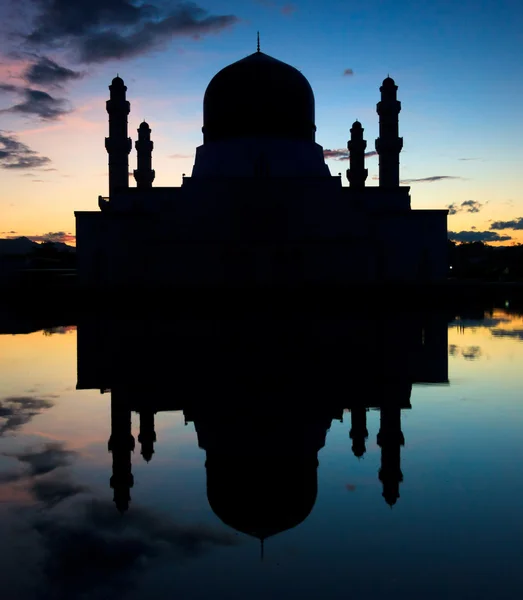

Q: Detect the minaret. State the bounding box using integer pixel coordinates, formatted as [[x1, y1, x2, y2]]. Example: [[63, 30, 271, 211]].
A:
[[349, 406, 368, 458], [133, 121, 155, 189], [138, 409, 157, 462], [376, 406, 405, 506], [375, 77, 403, 188], [346, 121, 368, 188], [105, 76, 132, 198], [108, 390, 135, 513]]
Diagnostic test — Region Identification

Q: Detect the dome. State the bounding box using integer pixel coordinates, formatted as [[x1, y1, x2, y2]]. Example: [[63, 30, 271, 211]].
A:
[[206, 455, 318, 540], [202, 51, 316, 143]]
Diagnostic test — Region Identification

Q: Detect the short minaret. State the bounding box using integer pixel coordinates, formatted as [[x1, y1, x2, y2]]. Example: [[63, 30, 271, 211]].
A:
[[349, 406, 368, 458], [138, 409, 157, 462], [376, 406, 405, 506], [134, 121, 155, 189], [105, 76, 132, 198], [375, 77, 403, 188], [108, 390, 135, 513], [346, 121, 368, 188]]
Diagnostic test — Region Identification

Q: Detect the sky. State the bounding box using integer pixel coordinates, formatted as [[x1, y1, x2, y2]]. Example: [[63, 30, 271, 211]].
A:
[[0, 0, 522, 246]]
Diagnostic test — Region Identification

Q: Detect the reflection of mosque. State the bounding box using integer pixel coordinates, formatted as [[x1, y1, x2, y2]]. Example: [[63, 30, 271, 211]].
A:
[[77, 314, 448, 538]]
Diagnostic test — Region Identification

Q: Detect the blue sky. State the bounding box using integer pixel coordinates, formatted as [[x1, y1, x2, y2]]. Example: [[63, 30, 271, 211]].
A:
[[0, 0, 522, 243]]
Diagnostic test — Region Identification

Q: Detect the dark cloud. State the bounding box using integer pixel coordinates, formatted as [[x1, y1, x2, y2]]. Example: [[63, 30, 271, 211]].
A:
[[448, 230, 512, 243], [0, 395, 54, 436], [31, 475, 88, 507], [490, 217, 523, 230], [458, 157, 480, 161], [448, 345, 482, 360], [24, 56, 83, 86], [490, 329, 523, 341], [401, 175, 465, 184], [323, 149, 377, 161], [25, 0, 240, 64], [323, 148, 349, 160], [12, 442, 78, 476], [343, 68, 354, 76], [23, 231, 76, 244], [0, 131, 51, 169], [447, 200, 483, 215], [1, 87, 71, 119]]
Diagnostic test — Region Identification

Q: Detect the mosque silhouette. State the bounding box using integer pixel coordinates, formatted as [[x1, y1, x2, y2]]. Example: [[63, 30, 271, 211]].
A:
[[75, 42, 448, 288], [77, 313, 449, 542]]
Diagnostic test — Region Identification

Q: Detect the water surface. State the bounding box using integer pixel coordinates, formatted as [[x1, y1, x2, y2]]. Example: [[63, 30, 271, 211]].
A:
[[1, 309, 522, 599]]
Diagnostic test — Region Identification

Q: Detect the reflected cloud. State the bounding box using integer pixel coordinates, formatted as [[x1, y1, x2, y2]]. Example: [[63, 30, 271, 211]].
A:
[[448, 345, 482, 360], [0, 396, 54, 436], [491, 329, 523, 341]]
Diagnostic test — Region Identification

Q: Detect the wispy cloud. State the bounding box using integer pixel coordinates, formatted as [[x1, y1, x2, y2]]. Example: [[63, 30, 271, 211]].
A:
[[401, 175, 465, 184], [447, 200, 483, 215], [169, 153, 194, 159], [448, 230, 512, 243], [0, 130, 51, 169], [0, 395, 54, 436], [23, 0, 240, 64], [255, 1, 297, 15], [323, 148, 377, 161], [490, 217, 523, 230], [24, 56, 83, 87], [0, 84, 71, 120]]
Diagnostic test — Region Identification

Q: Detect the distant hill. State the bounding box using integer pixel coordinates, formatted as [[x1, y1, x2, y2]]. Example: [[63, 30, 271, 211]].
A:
[[0, 237, 75, 256]]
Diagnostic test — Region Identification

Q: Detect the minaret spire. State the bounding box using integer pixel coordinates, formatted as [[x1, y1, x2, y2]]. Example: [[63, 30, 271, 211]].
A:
[[375, 76, 403, 187], [133, 121, 155, 189], [105, 76, 132, 198], [347, 120, 368, 188], [257, 31, 260, 53], [376, 406, 405, 506]]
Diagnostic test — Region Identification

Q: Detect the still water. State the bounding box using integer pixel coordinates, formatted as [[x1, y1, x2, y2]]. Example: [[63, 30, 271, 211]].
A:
[[1, 308, 522, 599]]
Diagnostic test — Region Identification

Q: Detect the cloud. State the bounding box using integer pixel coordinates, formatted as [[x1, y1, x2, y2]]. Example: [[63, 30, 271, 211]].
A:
[[0, 86, 71, 119], [401, 175, 465, 184], [22, 231, 76, 244], [0, 395, 54, 436], [491, 329, 523, 341], [24, 56, 83, 86], [343, 68, 354, 76], [24, 0, 240, 64], [446, 200, 483, 215], [0, 442, 78, 484], [458, 157, 480, 161], [323, 148, 348, 160], [281, 3, 297, 15], [323, 149, 377, 161], [169, 153, 193, 159], [448, 345, 482, 360], [448, 230, 512, 243], [490, 217, 523, 230]]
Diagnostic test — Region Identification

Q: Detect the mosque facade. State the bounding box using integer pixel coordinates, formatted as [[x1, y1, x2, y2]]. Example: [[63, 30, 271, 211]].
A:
[[75, 49, 448, 287]]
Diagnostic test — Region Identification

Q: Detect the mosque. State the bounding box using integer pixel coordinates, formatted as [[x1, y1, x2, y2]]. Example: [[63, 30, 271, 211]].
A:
[[77, 312, 449, 536], [75, 44, 448, 287]]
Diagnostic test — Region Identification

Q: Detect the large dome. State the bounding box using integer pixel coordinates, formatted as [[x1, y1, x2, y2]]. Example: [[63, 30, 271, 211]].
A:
[[202, 51, 316, 143]]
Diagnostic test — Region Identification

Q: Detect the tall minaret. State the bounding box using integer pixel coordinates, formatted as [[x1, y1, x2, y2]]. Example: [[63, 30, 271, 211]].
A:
[[108, 390, 135, 513], [346, 121, 368, 188], [376, 406, 405, 506], [375, 77, 403, 188], [133, 121, 155, 189], [105, 76, 132, 198]]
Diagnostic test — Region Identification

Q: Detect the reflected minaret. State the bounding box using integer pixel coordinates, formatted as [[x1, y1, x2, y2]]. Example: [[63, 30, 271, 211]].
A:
[[138, 409, 157, 462], [105, 76, 132, 198], [349, 406, 368, 458], [108, 390, 135, 512], [376, 406, 404, 506], [375, 77, 403, 188]]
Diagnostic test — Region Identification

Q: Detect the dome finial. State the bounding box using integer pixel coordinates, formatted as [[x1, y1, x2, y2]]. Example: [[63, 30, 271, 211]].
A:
[[257, 31, 260, 53]]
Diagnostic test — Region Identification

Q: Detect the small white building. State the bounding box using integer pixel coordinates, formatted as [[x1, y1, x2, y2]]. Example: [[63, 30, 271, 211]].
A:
[[75, 49, 448, 288]]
